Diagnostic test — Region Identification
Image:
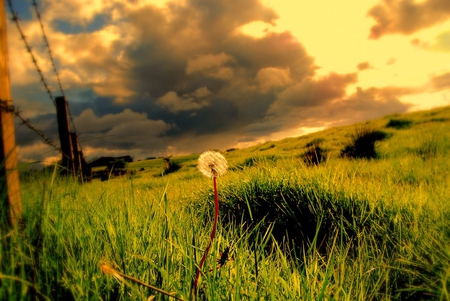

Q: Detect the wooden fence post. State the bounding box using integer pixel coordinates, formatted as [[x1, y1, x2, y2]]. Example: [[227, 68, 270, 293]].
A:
[[0, 0, 22, 228], [55, 96, 75, 177], [70, 132, 82, 179]]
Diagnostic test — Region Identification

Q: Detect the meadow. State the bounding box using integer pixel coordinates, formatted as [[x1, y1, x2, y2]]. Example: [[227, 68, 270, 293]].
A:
[[1, 106, 450, 300]]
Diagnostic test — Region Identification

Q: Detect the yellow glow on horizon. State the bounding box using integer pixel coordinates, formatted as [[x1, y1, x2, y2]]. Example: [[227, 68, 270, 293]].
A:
[[403, 90, 450, 112]]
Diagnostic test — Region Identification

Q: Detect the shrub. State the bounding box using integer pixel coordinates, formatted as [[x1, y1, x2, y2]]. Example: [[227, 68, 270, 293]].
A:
[[162, 157, 181, 174], [259, 144, 275, 151], [341, 127, 388, 159], [216, 170, 406, 260], [302, 138, 327, 166], [107, 159, 127, 170], [430, 117, 449, 123], [386, 118, 413, 129]]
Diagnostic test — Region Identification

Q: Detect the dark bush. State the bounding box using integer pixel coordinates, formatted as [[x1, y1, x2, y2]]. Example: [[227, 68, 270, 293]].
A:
[[107, 159, 127, 170], [215, 174, 407, 259], [163, 157, 181, 174], [259, 144, 275, 151], [386, 119, 413, 129], [341, 127, 388, 159], [302, 138, 327, 166], [430, 118, 449, 123]]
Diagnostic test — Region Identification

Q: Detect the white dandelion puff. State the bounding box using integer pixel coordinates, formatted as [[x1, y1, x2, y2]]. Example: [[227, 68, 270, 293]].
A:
[[198, 151, 228, 178]]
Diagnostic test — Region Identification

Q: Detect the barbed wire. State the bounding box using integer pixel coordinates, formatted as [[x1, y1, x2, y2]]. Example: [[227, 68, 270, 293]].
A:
[[0, 99, 62, 154], [31, 0, 79, 139], [6, 0, 56, 107], [7, 0, 83, 158], [31, 0, 64, 98]]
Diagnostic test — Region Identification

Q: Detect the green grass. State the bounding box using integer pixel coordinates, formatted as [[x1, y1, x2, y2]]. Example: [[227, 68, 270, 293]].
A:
[[1, 106, 450, 300]]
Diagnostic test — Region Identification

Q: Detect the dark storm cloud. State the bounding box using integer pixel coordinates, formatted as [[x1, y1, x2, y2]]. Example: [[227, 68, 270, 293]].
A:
[[120, 0, 283, 98], [368, 0, 450, 39], [63, 0, 317, 156], [267, 85, 414, 132], [267, 72, 358, 116], [74, 109, 172, 149], [120, 2, 314, 100], [17, 0, 317, 159], [15, 113, 56, 146]]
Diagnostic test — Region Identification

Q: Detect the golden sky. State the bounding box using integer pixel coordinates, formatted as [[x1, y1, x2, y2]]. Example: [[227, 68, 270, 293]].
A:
[[7, 0, 450, 162], [252, 0, 450, 109]]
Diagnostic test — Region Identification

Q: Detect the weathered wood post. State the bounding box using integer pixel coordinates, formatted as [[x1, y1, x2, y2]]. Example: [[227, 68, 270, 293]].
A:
[[80, 150, 91, 182], [70, 133, 80, 168], [55, 96, 75, 177], [70, 132, 82, 178], [0, 0, 22, 227]]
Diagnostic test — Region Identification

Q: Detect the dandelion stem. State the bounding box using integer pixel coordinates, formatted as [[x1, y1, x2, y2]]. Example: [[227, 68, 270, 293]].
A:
[[193, 176, 219, 291]]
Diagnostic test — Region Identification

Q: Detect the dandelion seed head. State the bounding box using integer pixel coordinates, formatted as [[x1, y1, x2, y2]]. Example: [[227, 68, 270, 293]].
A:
[[198, 151, 228, 178]]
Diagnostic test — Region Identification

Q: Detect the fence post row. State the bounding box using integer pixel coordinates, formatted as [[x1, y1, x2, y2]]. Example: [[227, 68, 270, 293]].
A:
[[56, 96, 90, 181], [0, 0, 22, 228], [55, 96, 75, 176]]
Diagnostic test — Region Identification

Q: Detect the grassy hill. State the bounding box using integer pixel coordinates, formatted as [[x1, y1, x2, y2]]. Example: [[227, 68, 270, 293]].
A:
[[127, 105, 450, 173], [2, 105, 450, 300]]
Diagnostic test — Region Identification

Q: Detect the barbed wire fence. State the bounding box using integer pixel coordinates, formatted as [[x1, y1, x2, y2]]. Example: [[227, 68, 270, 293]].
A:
[[6, 0, 56, 106], [30, 0, 78, 135], [5, 0, 83, 164], [0, 100, 62, 154]]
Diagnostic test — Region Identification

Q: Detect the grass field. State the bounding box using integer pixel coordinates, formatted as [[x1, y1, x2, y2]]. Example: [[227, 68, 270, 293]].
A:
[[1, 106, 450, 300]]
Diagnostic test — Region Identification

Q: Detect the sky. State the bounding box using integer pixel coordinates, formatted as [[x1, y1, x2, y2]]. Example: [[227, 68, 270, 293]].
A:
[[6, 0, 450, 165]]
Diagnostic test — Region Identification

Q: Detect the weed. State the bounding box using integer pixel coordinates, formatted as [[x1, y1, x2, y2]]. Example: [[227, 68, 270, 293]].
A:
[[162, 156, 182, 175], [302, 138, 327, 166], [386, 118, 413, 129], [341, 126, 388, 159], [416, 134, 440, 160]]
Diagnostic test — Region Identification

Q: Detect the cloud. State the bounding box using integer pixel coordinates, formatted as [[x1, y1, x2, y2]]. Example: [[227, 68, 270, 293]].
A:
[[255, 67, 293, 92], [357, 62, 372, 71], [431, 72, 450, 90], [157, 89, 210, 113], [186, 53, 234, 79], [324, 86, 414, 124], [73, 108, 173, 157], [368, 0, 450, 39], [74, 108, 170, 134], [267, 72, 358, 117], [17, 141, 60, 166], [257, 85, 415, 138]]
